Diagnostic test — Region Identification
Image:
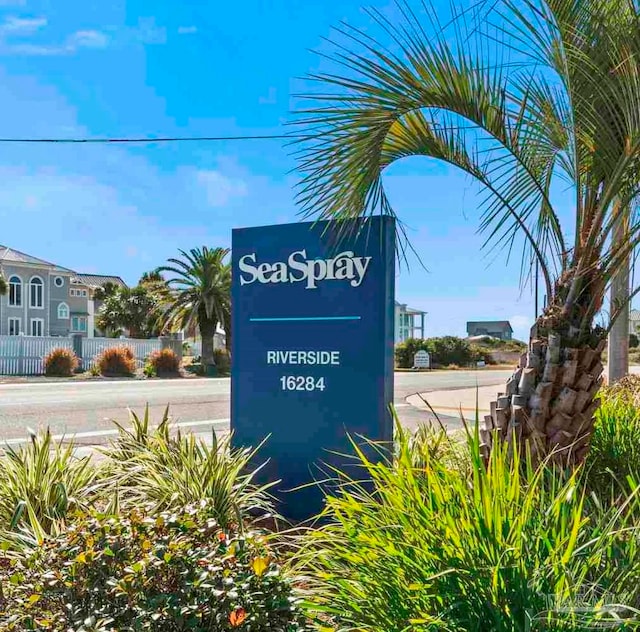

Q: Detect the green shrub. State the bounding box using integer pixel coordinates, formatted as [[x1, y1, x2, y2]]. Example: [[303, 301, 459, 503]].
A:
[[143, 362, 157, 378], [395, 336, 484, 368], [103, 407, 274, 528], [630, 333, 639, 349], [297, 427, 640, 630], [145, 348, 181, 377], [43, 347, 79, 377], [96, 345, 136, 377], [214, 348, 231, 375], [0, 503, 310, 631], [0, 430, 100, 548]]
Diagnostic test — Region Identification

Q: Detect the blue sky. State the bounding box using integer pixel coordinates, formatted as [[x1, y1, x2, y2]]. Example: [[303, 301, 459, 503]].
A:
[[0, 0, 547, 340]]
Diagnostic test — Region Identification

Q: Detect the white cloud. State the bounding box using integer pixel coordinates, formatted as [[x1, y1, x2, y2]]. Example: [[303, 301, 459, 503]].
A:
[[1, 28, 109, 56], [68, 30, 108, 49], [5, 42, 62, 55], [0, 16, 47, 35], [177, 25, 197, 35], [196, 170, 248, 207]]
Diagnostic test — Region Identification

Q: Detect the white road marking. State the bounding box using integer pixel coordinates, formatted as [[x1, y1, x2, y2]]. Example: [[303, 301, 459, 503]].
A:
[[2, 417, 230, 446], [0, 378, 230, 390]]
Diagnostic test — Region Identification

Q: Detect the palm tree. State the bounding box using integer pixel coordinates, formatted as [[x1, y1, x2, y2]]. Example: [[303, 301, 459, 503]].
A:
[[158, 247, 231, 366], [0, 274, 6, 296], [296, 0, 640, 466]]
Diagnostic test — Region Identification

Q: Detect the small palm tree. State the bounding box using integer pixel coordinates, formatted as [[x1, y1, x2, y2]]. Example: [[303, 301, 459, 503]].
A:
[[296, 0, 640, 466], [158, 248, 231, 366], [0, 274, 6, 296]]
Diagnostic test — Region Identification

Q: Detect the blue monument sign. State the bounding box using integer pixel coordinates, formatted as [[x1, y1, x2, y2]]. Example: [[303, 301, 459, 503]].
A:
[[231, 216, 395, 521]]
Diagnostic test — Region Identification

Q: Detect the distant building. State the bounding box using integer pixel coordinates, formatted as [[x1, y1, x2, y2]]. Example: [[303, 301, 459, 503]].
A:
[[0, 244, 126, 338], [466, 320, 513, 341], [630, 310, 640, 335], [395, 301, 426, 344]]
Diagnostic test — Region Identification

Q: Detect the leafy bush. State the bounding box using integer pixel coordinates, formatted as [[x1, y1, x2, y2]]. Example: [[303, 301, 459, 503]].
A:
[[468, 335, 527, 353], [143, 362, 157, 378], [395, 336, 485, 368], [0, 430, 100, 548], [95, 345, 136, 377], [145, 348, 181, 377], [0, 503, 310, 631], [103, 406, 274, 528], [297, 427, 640, 630], [214, 348, 231, 375], [630, 333, 639, 349], [43, 347, 79, 377]]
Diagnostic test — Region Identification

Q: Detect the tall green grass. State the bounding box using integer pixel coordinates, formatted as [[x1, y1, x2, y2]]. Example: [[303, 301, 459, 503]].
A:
[[586, 392, 640, 497], [297, 424, 640, 631]]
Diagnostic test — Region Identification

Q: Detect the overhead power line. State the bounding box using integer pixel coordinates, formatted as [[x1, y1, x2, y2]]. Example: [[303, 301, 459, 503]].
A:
[[0, 123, 485, 145], [0, 134, 293, 144]]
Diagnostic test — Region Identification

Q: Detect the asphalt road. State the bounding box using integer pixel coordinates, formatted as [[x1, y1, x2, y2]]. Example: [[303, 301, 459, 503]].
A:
[[0, 370, 513, 444]]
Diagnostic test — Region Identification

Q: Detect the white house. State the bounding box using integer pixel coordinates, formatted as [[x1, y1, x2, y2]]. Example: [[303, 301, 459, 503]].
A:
[[395, 301, 426, 344]]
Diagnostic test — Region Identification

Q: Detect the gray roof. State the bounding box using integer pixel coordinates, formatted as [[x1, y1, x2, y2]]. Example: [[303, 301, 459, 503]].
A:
[[631, 310, 640, 321], [74, 273, 128, 289], [0, 244, 74, 272]]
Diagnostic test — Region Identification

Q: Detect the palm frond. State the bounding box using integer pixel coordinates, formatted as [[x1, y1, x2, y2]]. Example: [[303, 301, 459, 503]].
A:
[[295, 0, 640, 331]]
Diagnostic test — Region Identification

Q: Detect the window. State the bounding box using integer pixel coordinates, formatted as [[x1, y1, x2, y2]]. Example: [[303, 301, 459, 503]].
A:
[[8, 317, 20, 336], [70, 288, 87, 298], [81, 290, 87, 297], [8, 276, 21, 307], [71, 316, 87, 333], [54, 276, 64, 288], [30, 318, 44, 337], [57, 302, 69, 319], [29, 276, 44, 308], [70, 288, 77, 297]]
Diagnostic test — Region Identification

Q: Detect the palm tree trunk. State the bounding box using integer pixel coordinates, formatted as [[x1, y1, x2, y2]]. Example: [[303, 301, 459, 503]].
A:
[[480, 315, 606, 467], [608, 270, 630, 383], [224, 314, 231, 354], [199, 319, 216, 366], [607, 206, 630, 383]]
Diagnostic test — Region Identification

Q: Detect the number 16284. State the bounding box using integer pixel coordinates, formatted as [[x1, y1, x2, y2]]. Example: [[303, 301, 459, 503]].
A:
[[280, 376, 326, 391]]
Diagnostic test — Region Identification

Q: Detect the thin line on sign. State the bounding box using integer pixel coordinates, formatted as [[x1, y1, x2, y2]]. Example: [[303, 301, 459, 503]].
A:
[[249, 316, 362, 322]]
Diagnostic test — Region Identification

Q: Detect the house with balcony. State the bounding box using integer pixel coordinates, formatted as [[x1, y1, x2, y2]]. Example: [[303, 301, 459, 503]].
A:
[[395, 301, 426, 343], [0, 245, 126, 338]]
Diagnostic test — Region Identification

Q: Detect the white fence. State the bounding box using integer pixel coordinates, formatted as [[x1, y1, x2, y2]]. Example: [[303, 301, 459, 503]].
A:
[[82, 338, 162, 371], [187, 334, 226, 357], [0, 335, 163, 375], [0, 336, 74, 375]]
